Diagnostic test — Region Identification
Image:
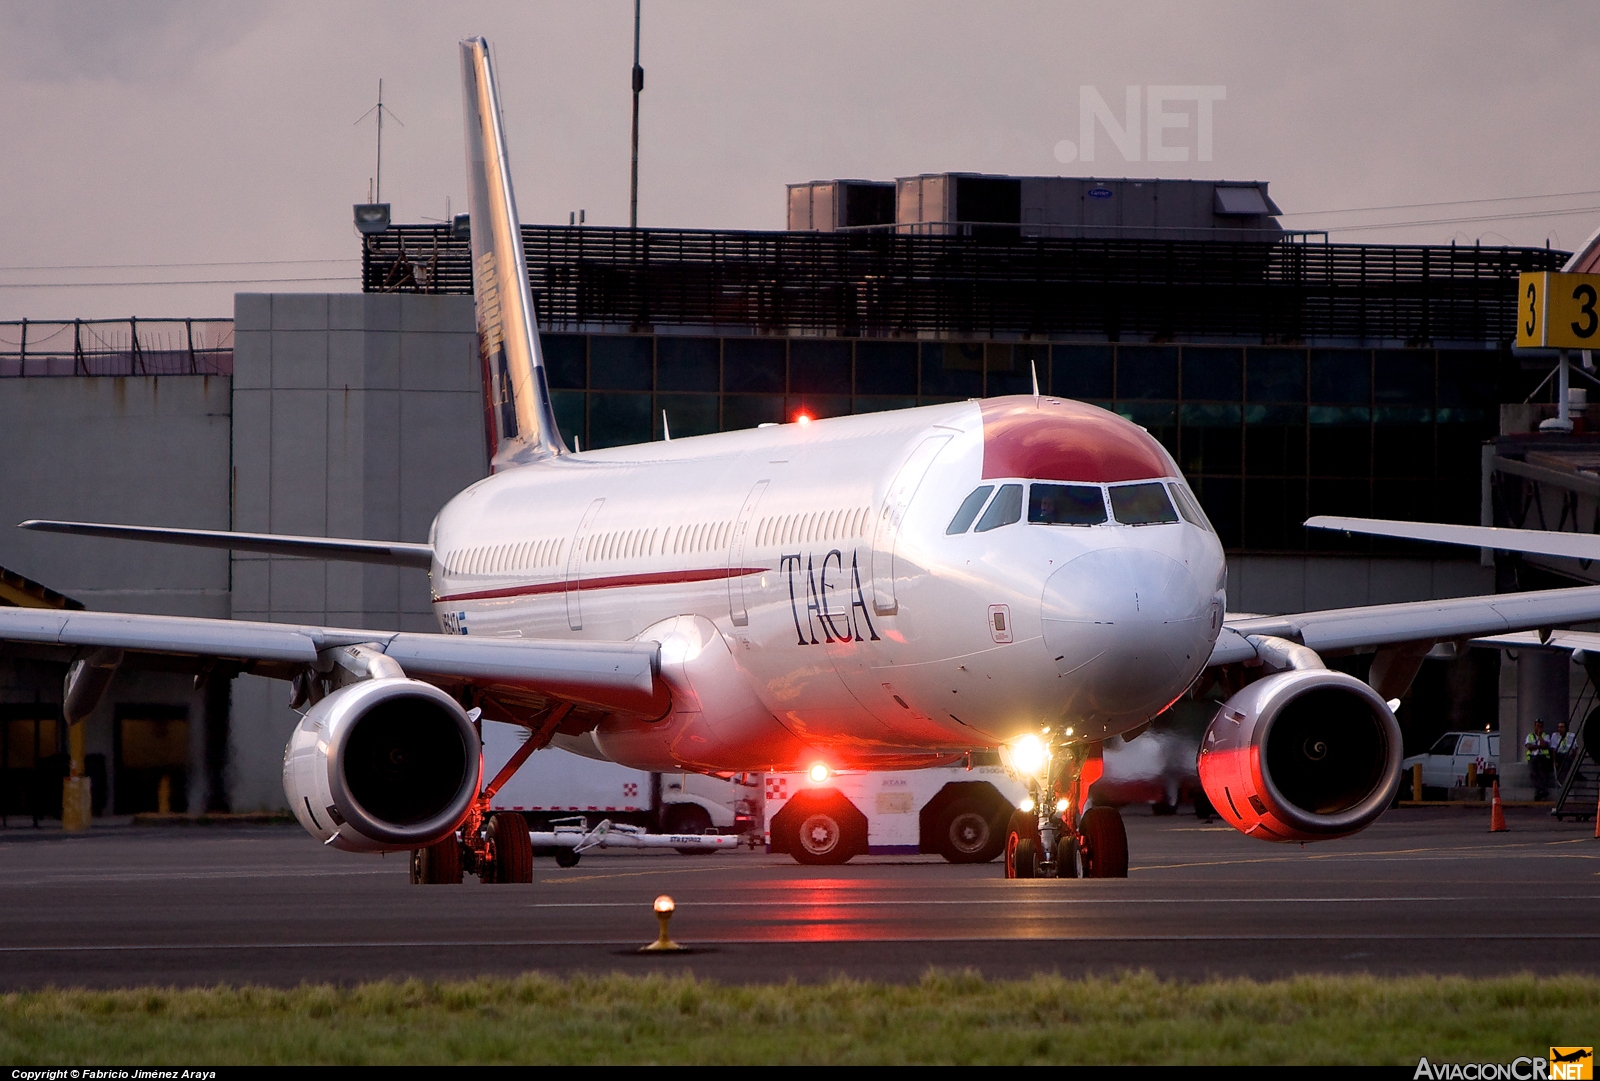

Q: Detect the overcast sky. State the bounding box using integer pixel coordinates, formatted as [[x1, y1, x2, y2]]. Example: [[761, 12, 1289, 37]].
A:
[[2, 0, 1596, 321]]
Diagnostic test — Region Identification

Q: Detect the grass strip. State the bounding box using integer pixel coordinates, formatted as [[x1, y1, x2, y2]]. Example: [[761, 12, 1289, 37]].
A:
[[2, 969, 1596, 1065]]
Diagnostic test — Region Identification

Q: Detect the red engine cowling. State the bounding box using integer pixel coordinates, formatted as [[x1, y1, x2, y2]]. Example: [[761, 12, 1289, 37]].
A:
[[1198, 668, 1402, 843]]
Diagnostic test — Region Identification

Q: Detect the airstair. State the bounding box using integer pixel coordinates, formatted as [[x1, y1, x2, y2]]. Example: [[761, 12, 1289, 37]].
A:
[[1552, 696, 1598, 822]]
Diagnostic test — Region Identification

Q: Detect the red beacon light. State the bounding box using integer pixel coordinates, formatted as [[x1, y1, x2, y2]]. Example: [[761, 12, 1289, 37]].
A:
[[807, 762, 831, 783], [794, 412, 813, 425]]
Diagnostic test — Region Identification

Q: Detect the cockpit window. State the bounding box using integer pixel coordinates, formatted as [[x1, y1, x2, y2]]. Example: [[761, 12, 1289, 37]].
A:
[[974, 483, 1024, 532], [1108, 482, 1180, 525], [1167, 482, 1214, 532], [1028, 483, 1107, 525], [946, 485, 995, 535]]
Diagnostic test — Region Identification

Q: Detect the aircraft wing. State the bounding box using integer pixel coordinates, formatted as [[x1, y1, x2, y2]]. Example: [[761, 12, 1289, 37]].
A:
[[1304, 515, 1600, 562], [1470, 628, 1600, 653], [20, 520, 433, 568], [0, 606, 662, 715], [1209, 584, 1600, 665]]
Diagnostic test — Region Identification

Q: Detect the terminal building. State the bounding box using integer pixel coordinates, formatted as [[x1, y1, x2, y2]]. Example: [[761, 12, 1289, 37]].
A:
[[0, 173, 1589, 817]]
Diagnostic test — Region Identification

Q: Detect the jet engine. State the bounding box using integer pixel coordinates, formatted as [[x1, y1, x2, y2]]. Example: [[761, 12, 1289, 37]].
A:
[[1198, 667, 1402, 843], [283, 677, 481, 853], [592, 614, 809, 772]]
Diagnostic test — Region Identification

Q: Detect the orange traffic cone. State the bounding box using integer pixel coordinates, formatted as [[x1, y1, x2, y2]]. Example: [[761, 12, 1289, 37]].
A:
[[1490, 780, 1507, 833], [1593, 781, 1599, 839]]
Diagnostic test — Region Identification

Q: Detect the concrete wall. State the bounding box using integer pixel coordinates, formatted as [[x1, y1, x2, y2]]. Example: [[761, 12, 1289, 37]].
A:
[[226, 293, 487, 810], [0, 375, 232, 616]]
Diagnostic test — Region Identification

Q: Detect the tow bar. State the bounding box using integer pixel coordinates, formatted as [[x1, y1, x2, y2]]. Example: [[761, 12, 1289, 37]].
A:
[[530, 817, 742, 865]]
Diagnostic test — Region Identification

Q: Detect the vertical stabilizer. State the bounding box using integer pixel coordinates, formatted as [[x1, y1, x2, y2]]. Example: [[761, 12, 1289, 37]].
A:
[[460, 37, 567, 469]]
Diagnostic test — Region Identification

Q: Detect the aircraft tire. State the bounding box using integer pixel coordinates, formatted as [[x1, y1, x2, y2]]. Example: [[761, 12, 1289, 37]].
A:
[[554, 848, 581, 868], [1004, 808, 1040, 879], [488, 813, 534, 884], [1079, 806, 1128, 878], [411, 836, 463, 885], [1011, 838, 1036, 879]]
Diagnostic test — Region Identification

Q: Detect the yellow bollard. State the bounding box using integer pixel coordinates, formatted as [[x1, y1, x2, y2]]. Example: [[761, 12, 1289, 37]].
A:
[[1411, 762, 1423, 802], [156, 774, 172, 815], [61, 720, 90, 832], [1466, 762, 1478, 788]]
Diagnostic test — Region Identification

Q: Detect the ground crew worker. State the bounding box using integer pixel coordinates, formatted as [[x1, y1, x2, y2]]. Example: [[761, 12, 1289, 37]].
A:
[[1551, 721, 1577, 783], [1526, 720, 1554, 800]]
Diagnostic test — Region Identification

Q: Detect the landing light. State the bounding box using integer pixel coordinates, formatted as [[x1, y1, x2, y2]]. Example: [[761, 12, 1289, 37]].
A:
[[807, 762, 831, 783], [1019, 796, 1035, 813], [1055, 797, 1070, 815], [1009, 734, 1049, 778]]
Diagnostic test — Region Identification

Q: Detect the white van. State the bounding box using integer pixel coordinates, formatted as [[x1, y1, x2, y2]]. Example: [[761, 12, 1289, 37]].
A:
[[1401, 729, 1500, 789]]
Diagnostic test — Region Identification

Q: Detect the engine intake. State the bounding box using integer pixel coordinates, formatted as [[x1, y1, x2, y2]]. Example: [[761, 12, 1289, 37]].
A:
[[1198, 668, 1401, 843], [283, 678, 481, 852]]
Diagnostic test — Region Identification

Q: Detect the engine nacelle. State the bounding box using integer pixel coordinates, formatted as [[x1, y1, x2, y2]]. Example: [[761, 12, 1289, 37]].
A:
[[593, 614, 809, 772], [1198, 668, 1402, 843], [283, 677, 482, 853]]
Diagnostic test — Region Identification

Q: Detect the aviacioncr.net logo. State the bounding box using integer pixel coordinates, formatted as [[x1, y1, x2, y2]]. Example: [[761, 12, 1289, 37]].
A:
[[1413, 1049, 1591, 1080]]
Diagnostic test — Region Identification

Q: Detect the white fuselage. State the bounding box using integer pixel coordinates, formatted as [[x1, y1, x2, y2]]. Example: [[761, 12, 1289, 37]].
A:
[[427, 395, 1227, 772]]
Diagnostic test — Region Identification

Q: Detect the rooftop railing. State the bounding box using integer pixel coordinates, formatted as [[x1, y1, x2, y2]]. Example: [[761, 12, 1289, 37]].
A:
[[0, 318, 233, 377], [361, 224, 1568, 346]]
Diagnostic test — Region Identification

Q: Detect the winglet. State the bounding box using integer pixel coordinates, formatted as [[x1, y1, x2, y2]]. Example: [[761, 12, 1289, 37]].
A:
[[460, 37, 567, 470]]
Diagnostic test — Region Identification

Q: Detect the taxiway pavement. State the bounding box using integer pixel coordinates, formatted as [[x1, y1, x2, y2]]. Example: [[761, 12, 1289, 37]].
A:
[[0, 807, 1594, 988]]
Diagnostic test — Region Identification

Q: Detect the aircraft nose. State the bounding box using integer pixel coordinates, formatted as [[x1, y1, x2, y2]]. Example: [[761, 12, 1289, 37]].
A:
[[1040, 547, 1213, 729]]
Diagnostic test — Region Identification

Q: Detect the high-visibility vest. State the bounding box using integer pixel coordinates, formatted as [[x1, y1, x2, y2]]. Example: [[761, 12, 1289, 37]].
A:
[[1527, 733, 1551, 760]]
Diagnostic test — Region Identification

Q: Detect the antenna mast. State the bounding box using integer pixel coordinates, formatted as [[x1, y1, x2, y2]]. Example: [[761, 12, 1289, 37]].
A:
[[354, 79, 404, 203], [630, 0, 643, 229]]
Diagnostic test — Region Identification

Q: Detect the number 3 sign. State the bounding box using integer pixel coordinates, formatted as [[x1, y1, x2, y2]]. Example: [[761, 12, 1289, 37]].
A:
[[1518, 272, 1600, 349]]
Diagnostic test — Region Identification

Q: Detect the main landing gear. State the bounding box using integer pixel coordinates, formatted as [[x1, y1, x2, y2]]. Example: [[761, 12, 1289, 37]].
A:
[[410, 808, 535, 885], [1003, 742, 1129, 879], [412, 712, 542, 885]]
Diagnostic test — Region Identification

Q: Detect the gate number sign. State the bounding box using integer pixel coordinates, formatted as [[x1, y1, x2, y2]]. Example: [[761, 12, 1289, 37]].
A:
[[1518, 272, 1600, 349]]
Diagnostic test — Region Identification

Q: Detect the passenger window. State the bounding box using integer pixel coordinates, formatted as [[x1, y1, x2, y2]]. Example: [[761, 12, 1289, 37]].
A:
[[974, 483, 1024, 532], [1109, 482, 1180, 526], [1489, 735, 1500, 757], [1167, 482, 1214, 532], [1028, 483, 1107, 526], [1458, 736, 1479, 756], [1428, 734, 1459, 756], [946, 486, 995, 534]]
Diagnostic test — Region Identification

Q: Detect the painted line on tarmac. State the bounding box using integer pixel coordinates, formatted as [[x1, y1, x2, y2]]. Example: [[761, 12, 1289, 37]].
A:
[[0, 868, 395, 887], [517, 894, 1600, 909], [4, 932, 1600, 953], [1136, 849, 1600, 871], [541, 865, 743, 884]]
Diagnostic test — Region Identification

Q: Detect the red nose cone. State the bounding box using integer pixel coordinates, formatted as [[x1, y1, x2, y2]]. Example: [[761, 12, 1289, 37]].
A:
[[981, 397, 1172, 482]]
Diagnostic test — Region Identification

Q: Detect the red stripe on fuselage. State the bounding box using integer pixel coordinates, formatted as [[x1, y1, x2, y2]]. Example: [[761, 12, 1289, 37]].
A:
[[980, 397, 1172, 482], [435, 566, 768, 604]]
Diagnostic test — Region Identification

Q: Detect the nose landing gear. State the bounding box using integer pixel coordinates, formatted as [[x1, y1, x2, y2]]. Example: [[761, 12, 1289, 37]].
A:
[[1002, 742, 1128, 879]]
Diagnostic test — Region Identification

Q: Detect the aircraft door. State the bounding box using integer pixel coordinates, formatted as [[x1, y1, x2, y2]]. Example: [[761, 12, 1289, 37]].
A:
[[728, 480, 769, 627], [565, 497, 605, 630], [870, 435, 951, 615]]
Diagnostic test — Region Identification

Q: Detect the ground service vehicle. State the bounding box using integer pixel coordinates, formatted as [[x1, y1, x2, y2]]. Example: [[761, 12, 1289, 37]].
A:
[[1400, 730, 1500, 789], [765, 760, 1026, 864], [10, 36, 1600, 886]]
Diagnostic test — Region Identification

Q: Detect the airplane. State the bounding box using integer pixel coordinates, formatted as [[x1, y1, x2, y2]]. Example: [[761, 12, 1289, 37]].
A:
[[11, 35, 1600, 885]]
